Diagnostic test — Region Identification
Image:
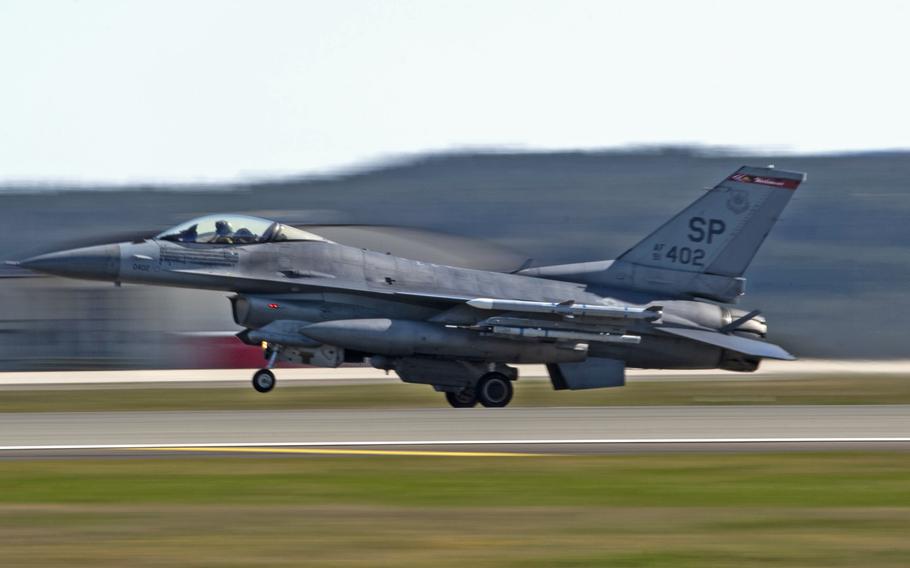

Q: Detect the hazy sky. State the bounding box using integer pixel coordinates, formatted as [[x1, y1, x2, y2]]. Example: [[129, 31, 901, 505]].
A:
[[1, 0, 908, 183]]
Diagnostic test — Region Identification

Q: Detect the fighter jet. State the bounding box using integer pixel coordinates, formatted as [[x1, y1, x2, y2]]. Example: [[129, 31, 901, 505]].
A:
[[17, 166, 804, 408]]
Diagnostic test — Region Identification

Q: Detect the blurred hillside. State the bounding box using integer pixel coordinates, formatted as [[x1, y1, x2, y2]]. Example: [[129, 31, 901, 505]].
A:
[[1, 148, 908, 366]]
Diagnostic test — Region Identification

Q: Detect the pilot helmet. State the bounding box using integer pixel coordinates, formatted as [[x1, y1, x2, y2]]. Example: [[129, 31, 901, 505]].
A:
[[215, 220, 234, 235]]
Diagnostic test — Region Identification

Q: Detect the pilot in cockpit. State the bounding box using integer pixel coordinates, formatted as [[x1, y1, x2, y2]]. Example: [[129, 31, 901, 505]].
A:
[[232, 227, 257, 244], [156, 214, 329, 245], [213, 220, 235, 244]]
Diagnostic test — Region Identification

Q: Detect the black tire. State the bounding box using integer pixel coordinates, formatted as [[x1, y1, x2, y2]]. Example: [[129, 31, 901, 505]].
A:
[[476, 372, 513, 408], [252, 369, 276, 393], [445, 389, 477, 408]]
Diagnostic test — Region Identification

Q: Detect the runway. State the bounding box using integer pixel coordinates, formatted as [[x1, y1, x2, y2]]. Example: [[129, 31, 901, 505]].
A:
[[2, 405, 909, 457], [2, 359, 906, 388]]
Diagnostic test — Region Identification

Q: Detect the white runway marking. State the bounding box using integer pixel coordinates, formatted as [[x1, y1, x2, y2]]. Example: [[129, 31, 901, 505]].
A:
[[2, 437, 910, 452], [130, 447, 547, 457]]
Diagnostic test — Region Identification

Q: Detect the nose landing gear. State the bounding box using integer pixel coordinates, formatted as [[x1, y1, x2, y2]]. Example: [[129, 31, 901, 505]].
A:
[[252, 368, 276, 393], [252, 346, 280, 393]]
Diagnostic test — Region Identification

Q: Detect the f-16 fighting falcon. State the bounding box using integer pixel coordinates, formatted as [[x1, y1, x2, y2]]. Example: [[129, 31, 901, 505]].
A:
[[16, 166, 804, 408]]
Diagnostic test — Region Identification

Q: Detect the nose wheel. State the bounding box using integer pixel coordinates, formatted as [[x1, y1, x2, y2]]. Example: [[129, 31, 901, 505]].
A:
[[252, 346, 280, 393], [252, 369, 276, 393]]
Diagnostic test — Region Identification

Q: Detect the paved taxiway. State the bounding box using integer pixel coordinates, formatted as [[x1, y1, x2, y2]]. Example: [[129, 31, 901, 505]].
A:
[[2, 405, 909, 457]]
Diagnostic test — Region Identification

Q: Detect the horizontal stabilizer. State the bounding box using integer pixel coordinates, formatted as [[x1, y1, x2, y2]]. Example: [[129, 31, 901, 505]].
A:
[[658, 327, 795, 360]]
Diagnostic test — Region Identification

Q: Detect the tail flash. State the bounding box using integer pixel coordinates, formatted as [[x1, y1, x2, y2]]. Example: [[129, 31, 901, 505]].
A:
[[616, 166, 805, 277]]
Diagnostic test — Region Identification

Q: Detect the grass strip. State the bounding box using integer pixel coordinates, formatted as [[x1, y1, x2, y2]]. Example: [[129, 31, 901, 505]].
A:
[[1, 452, 909, 567], [0, 373, 908, 412]]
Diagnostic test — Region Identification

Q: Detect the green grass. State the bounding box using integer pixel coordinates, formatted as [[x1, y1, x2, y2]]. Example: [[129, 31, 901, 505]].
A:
[[3, 452, 910, 508], [1, 452, 910, 566], [1, 373, 909, 412]]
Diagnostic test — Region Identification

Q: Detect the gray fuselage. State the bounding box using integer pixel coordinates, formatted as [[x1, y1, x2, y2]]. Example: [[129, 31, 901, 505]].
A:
[[112, 238, 737, 370]]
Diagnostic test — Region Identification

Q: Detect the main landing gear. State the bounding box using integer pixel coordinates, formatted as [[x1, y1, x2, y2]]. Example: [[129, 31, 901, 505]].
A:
[[445, 389, 477, 408], [445, 372, 514, 408], [252, 347, 280, 393], [476, 372, 513, 408]]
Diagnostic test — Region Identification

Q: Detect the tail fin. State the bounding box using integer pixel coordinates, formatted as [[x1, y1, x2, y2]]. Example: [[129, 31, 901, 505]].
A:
[[616, 166, 805, 277], [519, 166, 806, 302]]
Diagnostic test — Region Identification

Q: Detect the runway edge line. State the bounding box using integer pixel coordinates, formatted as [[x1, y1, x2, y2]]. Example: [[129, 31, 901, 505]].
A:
[[3, 437, 910, 451]]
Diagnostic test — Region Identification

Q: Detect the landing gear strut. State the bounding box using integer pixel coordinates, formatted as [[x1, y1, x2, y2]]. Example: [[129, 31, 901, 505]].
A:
[[252, 346, 280, 393], [476, 372, 513, 408]]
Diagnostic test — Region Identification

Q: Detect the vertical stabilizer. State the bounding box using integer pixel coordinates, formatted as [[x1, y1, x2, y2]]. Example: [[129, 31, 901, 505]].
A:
[[616, 166, 805, 277], [519, 166, 806, 302]]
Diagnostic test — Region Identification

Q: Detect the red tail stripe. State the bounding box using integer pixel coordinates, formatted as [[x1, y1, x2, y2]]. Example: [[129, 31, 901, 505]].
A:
[[727, 173, 800, 190]]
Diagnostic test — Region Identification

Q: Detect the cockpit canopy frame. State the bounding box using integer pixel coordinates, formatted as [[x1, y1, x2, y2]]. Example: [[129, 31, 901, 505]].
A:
[[156, 214, 329, 245]]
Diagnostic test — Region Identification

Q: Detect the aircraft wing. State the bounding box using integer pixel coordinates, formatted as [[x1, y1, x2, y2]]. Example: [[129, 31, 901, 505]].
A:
[[656, 327, 795, 360]]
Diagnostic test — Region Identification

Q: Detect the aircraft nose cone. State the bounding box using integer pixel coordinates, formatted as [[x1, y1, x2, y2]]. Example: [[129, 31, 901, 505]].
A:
[[20, 244, 121, 281]]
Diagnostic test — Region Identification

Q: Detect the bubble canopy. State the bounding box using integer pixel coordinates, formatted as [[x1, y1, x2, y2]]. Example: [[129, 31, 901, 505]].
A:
[[155, 214, 328, 245]]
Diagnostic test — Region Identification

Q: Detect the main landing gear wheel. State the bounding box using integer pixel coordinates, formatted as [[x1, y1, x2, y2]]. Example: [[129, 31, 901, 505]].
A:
[[476, 372, 513, 408], [252, 369, 276, 393], [445, 389, 477, 408]]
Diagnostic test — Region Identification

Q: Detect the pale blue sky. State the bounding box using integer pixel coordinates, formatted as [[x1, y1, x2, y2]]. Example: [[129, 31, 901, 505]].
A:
[[1, 0, 908, 183]]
